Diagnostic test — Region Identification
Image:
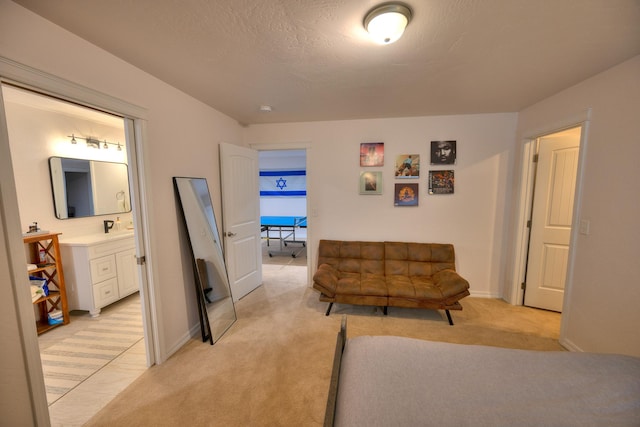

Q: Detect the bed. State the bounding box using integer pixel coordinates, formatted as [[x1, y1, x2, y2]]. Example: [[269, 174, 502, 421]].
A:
[[324, 316, 640, 427]]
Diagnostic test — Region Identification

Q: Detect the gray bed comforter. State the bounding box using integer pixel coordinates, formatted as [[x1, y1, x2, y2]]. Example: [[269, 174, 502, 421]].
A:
[[334, 336, 640, 426]]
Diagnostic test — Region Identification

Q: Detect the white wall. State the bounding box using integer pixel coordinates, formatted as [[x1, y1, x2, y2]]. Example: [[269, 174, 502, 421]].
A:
[[245, 113, 518, 298], [0, 0, 244, 376], [510, 56, 640, 357], [4, 96, 134, 238]]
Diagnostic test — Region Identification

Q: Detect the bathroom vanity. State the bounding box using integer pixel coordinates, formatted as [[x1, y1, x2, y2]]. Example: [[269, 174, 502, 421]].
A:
[[60, 232, 139, 317]]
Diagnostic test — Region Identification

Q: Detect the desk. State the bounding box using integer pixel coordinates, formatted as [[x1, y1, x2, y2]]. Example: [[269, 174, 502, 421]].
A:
[[260, 216, 307, 258]]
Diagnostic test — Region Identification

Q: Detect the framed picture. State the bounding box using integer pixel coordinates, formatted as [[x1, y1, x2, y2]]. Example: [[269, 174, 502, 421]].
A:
[[395, 154, 420, 178], [428, 170, 455, 194], [360, 142, 384, 167], [394, 183, 419, 206], [359, 171, 383, 195], [430, 140, 456, 165]]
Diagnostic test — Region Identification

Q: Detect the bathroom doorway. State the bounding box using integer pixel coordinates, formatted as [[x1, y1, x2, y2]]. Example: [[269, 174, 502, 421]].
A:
[[1, 83, 151, 425]]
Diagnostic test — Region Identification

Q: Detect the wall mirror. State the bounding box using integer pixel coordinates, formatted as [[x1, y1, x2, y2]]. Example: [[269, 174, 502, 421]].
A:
[[173, 177, 236, 344], [48, 156, 131, 219]]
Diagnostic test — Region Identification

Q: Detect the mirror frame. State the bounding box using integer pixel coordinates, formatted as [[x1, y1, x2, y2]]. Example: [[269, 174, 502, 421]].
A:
[[173, 176, 236, 344], [48, 156, 132, 219]]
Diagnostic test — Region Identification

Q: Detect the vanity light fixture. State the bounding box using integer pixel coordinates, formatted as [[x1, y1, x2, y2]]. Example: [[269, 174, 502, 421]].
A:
[[68, 134, 123, 150], [86, 138, 101, 149], [364, 3, 412, 44]]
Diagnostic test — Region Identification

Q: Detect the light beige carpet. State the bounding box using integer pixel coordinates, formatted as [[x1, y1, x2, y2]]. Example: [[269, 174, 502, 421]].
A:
[[85, 264, 561, 426]]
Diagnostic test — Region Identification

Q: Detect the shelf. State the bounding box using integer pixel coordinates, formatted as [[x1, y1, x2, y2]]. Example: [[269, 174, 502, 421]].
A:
[[23, 232, 69, 334], [35, 318, 63, 335], [32, 290, 61, 305], [30, 263, 56, 274]]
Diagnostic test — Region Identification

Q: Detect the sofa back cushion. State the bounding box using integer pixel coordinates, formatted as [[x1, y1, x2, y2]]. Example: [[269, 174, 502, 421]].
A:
[[385, 242, 455, 276], [317, 240, 385, 275]]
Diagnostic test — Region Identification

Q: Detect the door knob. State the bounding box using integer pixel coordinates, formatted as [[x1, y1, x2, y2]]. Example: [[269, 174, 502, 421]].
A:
[[226, 231, 236, 237]]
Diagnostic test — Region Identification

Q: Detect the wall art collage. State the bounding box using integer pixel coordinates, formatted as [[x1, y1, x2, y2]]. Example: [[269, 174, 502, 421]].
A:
[[359, 140, 457, 206]]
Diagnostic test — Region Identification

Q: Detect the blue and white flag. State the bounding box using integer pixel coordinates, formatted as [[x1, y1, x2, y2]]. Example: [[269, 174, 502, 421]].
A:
[[260, 170, 306, 196]]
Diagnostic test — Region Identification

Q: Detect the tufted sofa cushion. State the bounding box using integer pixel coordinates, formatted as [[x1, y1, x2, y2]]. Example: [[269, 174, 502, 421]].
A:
[[313, 240, 470, 318]]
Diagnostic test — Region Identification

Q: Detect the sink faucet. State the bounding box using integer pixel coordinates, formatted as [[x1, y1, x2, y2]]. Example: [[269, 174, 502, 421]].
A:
[[104, 220, 115, 234]]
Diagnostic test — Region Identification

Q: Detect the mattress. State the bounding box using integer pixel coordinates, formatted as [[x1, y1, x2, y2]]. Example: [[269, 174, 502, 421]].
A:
[[333, 336, 640, 427]]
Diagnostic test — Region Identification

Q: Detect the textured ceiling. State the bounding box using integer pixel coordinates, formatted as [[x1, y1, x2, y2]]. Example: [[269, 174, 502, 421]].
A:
[[12, 0, 640, 125]]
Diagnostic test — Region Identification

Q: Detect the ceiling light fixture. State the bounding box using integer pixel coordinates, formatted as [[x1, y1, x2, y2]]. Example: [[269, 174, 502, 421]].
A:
[[364, 3, 412, 45], [259, 105, 273, 113]]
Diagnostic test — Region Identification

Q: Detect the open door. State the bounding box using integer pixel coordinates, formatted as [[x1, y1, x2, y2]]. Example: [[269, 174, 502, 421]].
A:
[[219, 143, 262, 300], [524, 127, 581, 311]]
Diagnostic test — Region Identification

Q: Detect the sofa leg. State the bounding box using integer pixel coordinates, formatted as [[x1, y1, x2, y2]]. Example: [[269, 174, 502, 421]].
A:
[[383, 306, 388, 315], [325, 302, 334, 316], [445, 310, 454, 326]]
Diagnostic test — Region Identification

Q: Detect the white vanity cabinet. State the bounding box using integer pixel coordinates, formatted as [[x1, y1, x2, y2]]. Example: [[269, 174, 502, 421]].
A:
[[60, 232, 139, 317]]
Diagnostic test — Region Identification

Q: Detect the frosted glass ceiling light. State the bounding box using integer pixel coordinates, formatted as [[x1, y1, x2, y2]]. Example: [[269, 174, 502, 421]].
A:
[[364, 3, 412, 45]]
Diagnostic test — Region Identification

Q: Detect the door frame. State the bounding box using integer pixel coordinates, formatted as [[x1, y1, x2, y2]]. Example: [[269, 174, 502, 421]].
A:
[[510, 111, 591, 317], [0, 56, 159, 423], [250, 142, 312, 284]]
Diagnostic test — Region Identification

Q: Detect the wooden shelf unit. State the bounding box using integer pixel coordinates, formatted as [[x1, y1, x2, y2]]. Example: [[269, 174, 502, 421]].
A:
[[23, 232, 70, 334]]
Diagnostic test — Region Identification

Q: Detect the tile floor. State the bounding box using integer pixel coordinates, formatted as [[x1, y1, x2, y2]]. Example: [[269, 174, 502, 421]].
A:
[[38, 294, 148, 427]]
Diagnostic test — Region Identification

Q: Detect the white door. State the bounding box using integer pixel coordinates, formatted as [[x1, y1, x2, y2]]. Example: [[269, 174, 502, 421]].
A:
[[219, 143, 262, 301], [524, 128, 581, 311]]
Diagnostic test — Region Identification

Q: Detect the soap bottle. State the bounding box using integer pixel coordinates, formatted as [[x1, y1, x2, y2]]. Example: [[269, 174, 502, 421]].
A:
[[115, 217, 121, 231]]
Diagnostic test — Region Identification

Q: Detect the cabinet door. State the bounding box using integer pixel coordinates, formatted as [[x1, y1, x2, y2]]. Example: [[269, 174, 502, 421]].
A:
[[116, 248, 140, 297]]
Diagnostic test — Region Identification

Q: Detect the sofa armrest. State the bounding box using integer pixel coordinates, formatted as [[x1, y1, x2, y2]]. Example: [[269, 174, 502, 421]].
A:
[[431, 269, 470, 295], [313, 263, 339, 297]]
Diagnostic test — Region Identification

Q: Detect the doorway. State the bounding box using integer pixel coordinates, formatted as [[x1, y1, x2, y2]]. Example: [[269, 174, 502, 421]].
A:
[[522, 126, 582, 312], [1, 84, 150, 425], [257, 147, 310, 282]]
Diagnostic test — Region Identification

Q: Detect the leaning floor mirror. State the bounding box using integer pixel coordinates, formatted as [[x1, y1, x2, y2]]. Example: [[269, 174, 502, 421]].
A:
[[174, 177, 236, 344]]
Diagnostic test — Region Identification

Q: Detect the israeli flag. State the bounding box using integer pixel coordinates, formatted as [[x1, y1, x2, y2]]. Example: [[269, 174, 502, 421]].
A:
[[260, 170, 306, 196]]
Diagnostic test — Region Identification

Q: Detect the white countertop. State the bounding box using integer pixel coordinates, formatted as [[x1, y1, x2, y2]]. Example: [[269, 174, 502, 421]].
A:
[[59, 231, 134, 246]]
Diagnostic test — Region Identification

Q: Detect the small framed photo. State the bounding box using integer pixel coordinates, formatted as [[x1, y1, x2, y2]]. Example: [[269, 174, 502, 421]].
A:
[[430, 140, 456, 165], [360, 142, 384, 167], [395, 154, 420, 178], [394, 183, 419, 206], [428, 170, 455, 195], [359, 171, 383, 195]]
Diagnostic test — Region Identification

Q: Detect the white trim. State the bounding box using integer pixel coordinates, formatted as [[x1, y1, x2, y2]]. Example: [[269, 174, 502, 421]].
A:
[[249, 142, 311, 151], [559, 119, 590, 345], [124, 118, 161, 365], [559, 336, 584, 352], [469, 290, 503, 299], [509, 139, 537, 305], [0, 79, 50, 427], [510, 110, 591, 344], [250, 141, 314, 285], [0, 57, 160, 421], [0, 56, 147, 119]]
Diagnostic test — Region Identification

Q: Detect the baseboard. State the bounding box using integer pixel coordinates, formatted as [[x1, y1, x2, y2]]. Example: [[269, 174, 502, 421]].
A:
[[468, 290, 502, 299], [161, 323, 203, 362], [559, 337, 583, 352]]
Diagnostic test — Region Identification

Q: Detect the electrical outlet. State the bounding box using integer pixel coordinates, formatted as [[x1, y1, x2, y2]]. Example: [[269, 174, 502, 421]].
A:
[[579, 219, 590, 235]]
